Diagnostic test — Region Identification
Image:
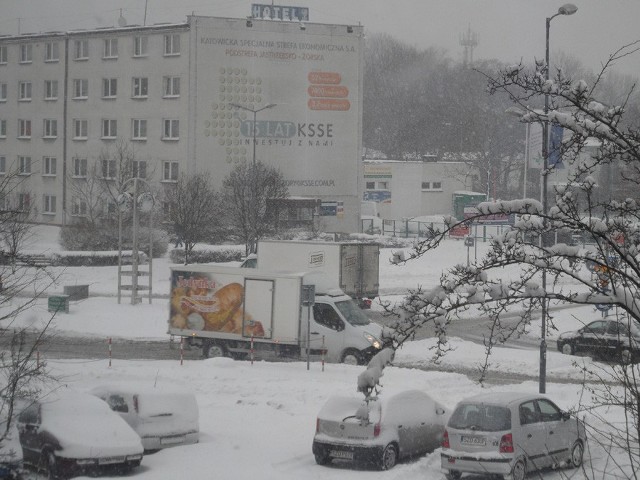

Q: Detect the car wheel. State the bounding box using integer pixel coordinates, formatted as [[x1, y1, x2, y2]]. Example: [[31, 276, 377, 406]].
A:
[[445, 470, 462, 480], [561, 343, 575, 355], [379, 443, 398, 470], [203, 342, 227, 359], [621, 349, 632, 365], [314, 452, 330, 466], [569, 440, 584, 468], [507, 458, 526, 480], [340, 349, 362, 366]]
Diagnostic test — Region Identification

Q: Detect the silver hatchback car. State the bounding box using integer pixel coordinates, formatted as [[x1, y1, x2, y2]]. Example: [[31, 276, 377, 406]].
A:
[[441, 392, 586, 480]]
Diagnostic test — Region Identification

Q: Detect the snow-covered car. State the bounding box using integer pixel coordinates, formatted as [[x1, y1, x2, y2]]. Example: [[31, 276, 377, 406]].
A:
[[557, 319, 640, 363], [312, 390, 448, 470], [17, 391, 143, 478], [441, 392, 586, 480], [0, 413, 23, 480], [90, 384, 199, 452]]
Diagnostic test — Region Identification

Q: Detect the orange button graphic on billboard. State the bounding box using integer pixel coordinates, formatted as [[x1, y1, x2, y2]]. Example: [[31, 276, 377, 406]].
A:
[[308, 71, 342, 85], [308, 98, 351, 111], [307, 85, 349, 98]]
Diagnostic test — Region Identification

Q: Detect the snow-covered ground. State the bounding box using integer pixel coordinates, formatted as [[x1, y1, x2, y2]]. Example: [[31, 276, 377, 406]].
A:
[[4, 226, 633, 479]]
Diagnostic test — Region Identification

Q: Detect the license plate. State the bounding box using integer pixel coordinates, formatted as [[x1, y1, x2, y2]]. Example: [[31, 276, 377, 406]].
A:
[[330, 450, 354, 460], [161, 435, 186, 445], [460, 435, 486, 446], [98, 456, 125, 465]]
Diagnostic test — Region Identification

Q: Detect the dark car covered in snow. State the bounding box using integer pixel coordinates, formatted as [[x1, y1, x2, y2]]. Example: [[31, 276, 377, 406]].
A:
[[312, 390, 448, 470], [557, 319, 640, 363]]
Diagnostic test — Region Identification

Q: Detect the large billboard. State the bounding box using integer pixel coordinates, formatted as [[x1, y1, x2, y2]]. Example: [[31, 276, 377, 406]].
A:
[[190, 17, 363, 208]]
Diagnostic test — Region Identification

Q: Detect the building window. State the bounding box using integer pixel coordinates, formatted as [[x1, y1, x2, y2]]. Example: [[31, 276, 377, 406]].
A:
[[74, 39, 89, 60], [102, 78, 117, 98], [162, 119, 179, 140], [133, 36, 148, 57], [73, 119, 88, 139], [132, 77, 148, 98], [0, 156, 6, 174], [163, 161, 178, 182], [102, 159, 116, 179], [43, 194, 56, 214], [45, 42, 59, 62], [365, 181, 375, 190], [19, 44, 32, 63], [163, 76, 180, 97], [18, 156, 31, 175], [164, 34, 180, 56], [18, 81, 32, 101], [18, 193, 30, 211], [132, 119, 147, 140], [18, 119, 31, 138], [73, 157, 87, 177], [0, 46, 6, 64], [44, 80, 58, 100], [43, 119, 58, 138], [0, 83, 6, 102], [103, 38, 118, 59], [73, 79, 88, 99], [43, 156, 57, 176], [71, 196, 88, 216], [0, 120, 6, 138], [422, 181, 443, 190], [102, 119, 117, 139], [132, 160, 147, 179]]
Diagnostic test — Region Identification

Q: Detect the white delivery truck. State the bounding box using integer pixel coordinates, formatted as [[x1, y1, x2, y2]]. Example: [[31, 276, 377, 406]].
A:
[[243, 240, 380, 308], [168, 265, 385, 365]]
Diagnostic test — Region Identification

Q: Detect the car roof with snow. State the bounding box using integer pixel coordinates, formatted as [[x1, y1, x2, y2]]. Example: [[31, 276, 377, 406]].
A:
[[456, 391, 544, 408]]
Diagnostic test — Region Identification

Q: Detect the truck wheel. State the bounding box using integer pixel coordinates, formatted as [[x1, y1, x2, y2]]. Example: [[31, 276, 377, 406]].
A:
[[340, 349, 362, 366], [203, 342, 227, 359]]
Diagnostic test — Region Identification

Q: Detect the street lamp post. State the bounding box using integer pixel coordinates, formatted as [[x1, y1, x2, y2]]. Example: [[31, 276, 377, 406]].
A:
[[539, 3, 578, 393], [229, 103, 277, 165]]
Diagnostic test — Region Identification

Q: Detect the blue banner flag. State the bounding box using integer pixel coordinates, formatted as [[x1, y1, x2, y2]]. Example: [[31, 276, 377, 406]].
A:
[[548, 124, 564, 169]]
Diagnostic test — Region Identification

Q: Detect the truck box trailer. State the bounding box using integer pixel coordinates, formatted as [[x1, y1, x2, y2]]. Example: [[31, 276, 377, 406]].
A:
[[168, 265, 385, 365], [244, 240, 380, 307]]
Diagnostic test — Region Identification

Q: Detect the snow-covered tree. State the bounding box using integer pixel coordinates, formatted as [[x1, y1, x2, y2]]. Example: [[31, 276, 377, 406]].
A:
[[387, 42, 640, 478]]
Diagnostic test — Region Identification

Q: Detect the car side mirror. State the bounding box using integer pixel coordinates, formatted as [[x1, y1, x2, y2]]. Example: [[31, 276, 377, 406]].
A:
[[562, 411, 571, 421], [436, 408, 446, 415]]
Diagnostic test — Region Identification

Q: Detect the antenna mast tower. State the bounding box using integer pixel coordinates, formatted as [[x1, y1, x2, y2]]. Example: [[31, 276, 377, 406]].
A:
[[459, 25, 478, 68]]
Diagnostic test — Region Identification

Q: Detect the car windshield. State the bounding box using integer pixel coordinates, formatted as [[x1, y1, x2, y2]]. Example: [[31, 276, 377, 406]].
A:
[[448, 403, 511, 432], [334, 299, 370, 326]]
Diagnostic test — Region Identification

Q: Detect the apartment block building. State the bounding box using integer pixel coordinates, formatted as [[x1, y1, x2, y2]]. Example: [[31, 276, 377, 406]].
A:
[[0, 15, 364, 231]]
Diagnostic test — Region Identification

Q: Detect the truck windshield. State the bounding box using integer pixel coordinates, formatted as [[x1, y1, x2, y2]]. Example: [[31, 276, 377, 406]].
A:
[[334, 300, 370, 326]]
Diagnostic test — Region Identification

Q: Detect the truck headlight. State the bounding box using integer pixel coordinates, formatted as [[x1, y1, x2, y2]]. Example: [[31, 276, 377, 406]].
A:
[[364, 332, 382, 350]]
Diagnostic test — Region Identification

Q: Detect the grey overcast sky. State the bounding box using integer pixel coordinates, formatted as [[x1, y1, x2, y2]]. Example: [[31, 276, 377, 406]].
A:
[[2, 0, 639, 76]]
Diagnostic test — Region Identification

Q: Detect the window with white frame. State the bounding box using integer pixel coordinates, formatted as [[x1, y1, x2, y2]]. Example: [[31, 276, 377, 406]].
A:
[[73, 157, 87, 177], [132, 77, 148, 98], [73, 119, 88, 139], [102, 119, 117, 138], [44, 80, 58, 100], [103, 38, 118, 59], [19, 44, 32, 63], [45, 42, 59, 62], [102, 78, 117, 98], [73, 79, 88, 99], [102, 159, 116, 179], [18, 193, 30, 211], [43, 194, 56, 214], [132, 160, 147, 179], [162, 119, 179, 140], [71, 196, 88, 216], [18, 119, 31, 138], [163, 161, 178, 182], [18, 82, 32, 101], [0, 156, 6, 174], [164, 34, 180, 55], [18, 156, 31, 175], [0, 120, 6, 138], [0, 45, 6, 64], [43, 156, 56, 176], [163, 76, 180, 97], [0, 83, 6, 102], [421, 180, 443, 190], [133, 36, 148, 57], [132, 119, 147, 140], [43, 119, 57, 138], [74, 39, 89, 60]]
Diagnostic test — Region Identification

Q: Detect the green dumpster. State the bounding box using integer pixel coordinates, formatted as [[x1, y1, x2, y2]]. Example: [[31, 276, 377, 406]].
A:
[[48, 295, 69, 314]]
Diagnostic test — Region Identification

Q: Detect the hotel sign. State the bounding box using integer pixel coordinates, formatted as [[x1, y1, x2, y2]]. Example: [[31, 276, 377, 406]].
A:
[[251, 4, 310, 21]]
